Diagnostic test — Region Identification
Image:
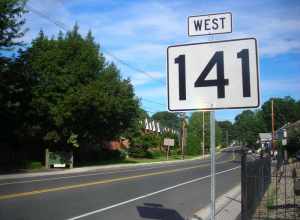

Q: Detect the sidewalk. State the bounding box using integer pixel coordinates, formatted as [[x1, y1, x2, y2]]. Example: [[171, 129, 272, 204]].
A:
[[0, 155, 210, 181], [190, 184, 241, 220]]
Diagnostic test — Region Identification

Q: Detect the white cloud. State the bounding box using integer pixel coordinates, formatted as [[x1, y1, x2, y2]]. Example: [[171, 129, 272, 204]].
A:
[[136, 86, 166, 99], [15, 0, 300, 121], [112, 43, 166, 62], [24, 0, 300, 58], [261, 77, 300, 92]]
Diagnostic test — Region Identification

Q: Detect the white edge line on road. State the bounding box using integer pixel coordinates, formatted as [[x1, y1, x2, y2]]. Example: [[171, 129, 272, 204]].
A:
[[0, 154, 227, 186], [0, 158, 214, 186], [66, 166, 240, 220], [0, 147, 233, 185], [0, 164, 181, 186]]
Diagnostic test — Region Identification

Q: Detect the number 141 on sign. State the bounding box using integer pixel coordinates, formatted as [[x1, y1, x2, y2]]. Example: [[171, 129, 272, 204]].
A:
[[167, 38, 260, 111]]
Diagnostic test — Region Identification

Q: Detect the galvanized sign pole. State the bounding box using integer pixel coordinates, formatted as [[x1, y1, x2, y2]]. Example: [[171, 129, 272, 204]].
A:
[[167, 11, 259, 220], [210, 110, 216, 220]]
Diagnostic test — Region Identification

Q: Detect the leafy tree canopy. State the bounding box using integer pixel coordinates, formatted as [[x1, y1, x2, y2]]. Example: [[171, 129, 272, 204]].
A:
[[261, 96, 300, 131], [0, 0, 28, 52], [151, 111, 180, 130], [186, 112, 222, 155], [233, 110, 266, 147], [17, 26, 139, 149]]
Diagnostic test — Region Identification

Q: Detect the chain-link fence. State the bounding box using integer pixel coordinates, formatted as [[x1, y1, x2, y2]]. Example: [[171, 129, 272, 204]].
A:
[[241, 148, 300, 220], [241, 150, 271, 220]]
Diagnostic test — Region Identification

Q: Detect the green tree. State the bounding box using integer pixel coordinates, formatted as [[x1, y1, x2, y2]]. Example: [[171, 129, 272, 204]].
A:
[[151, 111, 180, 130], [217, 120, 234, 147], [261, 96, 300, 131], [17, 26, 139, 150], [233, 110, 266, 147], [286, 122, 300, 154], [0, 0, 27, 51], [186, 112, 222, 155], [0, 0, 29, 146]]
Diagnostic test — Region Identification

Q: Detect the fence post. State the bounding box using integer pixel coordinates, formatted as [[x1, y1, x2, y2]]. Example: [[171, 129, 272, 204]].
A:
[[241, 147, 247, 220]]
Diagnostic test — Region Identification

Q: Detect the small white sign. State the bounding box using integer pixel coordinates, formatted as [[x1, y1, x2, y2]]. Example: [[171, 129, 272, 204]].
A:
[[188, 12, 232, 36], [53, 164, 66, 168], [164, 138, 175, 146], [282, 139, 287, 146], [167, 38, 260, 111]]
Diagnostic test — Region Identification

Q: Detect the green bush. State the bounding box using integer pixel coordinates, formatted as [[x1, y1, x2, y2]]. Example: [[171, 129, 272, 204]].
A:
[[26, 161, 43, 169], [129, 133, 161, 158], [150, 150, 164, 159]]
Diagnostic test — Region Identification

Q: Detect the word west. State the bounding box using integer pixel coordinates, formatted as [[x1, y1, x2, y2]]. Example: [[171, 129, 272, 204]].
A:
[[188, 13, 232, 36], [194, 17, 226, 32]]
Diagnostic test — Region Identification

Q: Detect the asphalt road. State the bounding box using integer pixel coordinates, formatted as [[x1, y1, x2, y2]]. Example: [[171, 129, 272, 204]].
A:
[[0, 150, 240, 220]]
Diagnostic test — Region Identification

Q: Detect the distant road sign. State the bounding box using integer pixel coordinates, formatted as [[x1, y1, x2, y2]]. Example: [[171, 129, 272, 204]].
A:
[[188, 12, 232, 36], [167, 38, 260, 111], [164, 138, 175, 146]]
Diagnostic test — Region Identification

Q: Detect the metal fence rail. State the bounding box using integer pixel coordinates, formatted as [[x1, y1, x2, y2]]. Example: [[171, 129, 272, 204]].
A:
[[241, 148, 300, 220], [241, 150, 271, 220]]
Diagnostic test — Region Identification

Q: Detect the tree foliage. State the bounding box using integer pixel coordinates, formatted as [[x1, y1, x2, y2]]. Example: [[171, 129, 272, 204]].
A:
[[12, 26, 139, 149], [0, 0, 29, 145], [233, 110, 267, 147], [230, 97, 300, 148], [0, 0, 28, 51], [261, 96, 300, 131], [151, 111, 180, 130], [186, 112, 222, 155], [217, 120, 234, 146]]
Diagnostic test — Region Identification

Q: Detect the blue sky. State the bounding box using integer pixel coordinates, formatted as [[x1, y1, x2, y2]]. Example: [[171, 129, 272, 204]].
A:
[[22, 0, 300, 121]]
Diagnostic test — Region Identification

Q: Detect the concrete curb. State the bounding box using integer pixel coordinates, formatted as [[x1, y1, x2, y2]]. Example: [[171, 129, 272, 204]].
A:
[[0, 146, 234, 181], [190, 184, 241, 220], [0, 155, 211, 180]]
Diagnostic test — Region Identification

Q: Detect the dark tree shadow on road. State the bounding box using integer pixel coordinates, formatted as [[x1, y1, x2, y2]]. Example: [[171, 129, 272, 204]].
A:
[[137, 203, 185, 220]]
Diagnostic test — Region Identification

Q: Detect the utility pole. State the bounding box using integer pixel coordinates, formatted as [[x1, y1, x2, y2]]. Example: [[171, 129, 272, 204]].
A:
[[180, 113, 186, 160], [271, 99, 275, 153], [226, 130, 229, 147], [202, 111, 205, 158]]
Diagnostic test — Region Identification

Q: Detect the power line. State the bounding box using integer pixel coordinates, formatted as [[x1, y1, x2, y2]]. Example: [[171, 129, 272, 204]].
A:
[[26, 4, 166, 86], [26, 5, 69, 31], [103, 51, 165, 85], [141, 98, 165, 106]]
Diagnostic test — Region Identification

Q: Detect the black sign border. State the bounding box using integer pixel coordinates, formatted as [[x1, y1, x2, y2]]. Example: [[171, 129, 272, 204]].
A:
[[167, 38, 260, 112], [188, 12, 233, 37]]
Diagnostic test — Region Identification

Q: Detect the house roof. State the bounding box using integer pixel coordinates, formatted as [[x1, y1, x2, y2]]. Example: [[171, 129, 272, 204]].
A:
[[259, 133, 272, 141]]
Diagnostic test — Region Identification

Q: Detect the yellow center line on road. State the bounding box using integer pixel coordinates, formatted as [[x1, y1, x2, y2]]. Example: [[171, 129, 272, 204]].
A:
[[0, 160, 233, 201]]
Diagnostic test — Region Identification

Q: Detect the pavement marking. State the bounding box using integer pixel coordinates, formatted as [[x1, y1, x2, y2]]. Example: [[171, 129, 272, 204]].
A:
[[0, 160, 232, 201], [67, 166, 240, 220], [0, 162, 187, 186], [0, 151, 227, 186]]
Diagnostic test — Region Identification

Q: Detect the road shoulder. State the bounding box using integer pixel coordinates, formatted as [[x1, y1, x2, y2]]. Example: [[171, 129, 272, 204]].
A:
[[0, 155, 210, 181], [190, 184, 241, 220]]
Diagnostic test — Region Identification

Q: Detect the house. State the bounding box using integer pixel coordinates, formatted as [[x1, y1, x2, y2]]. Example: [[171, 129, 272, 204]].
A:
[[259, 133, 272, 150], [104, 137, 130, 151]]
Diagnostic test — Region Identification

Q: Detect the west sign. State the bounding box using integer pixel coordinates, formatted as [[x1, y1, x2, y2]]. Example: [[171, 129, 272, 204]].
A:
[[188, 12, 232, 36]]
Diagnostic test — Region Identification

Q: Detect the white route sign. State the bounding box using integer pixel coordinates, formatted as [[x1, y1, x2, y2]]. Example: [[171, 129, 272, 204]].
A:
[[164, 138, 175, 147], [188, 12, 232, 36], [167, 38, 260, 111]]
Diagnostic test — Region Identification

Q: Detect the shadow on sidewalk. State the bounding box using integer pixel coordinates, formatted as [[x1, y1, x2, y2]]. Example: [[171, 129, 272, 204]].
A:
[[137, 203, 185, 220], [235, 213, 241, 220]]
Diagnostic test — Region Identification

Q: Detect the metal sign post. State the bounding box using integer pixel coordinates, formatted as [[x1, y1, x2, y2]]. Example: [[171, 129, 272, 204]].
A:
[[166, 11, 260, 220], [202, 111, 205, 159], [210, 110, 216, 220]]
